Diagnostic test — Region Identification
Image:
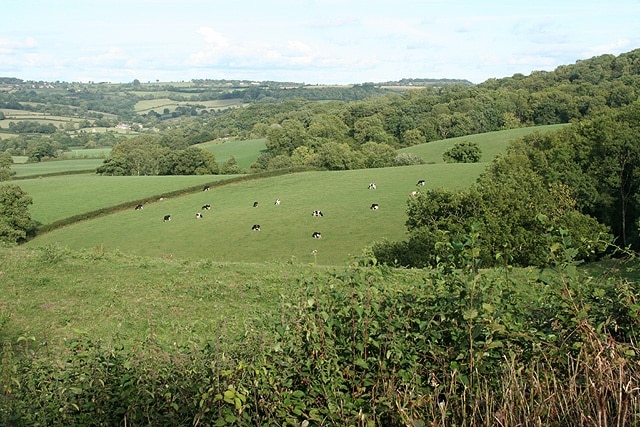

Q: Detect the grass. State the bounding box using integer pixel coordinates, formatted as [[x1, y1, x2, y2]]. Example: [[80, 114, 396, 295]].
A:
[[10, 159, 105, 177], [17, 174, 237, 225], [0, 246, 292, 347], [197, 138, 267, 169], [23, 163, 484, 264], [399, 124, 568, 163], [134, 98, 243, 114]]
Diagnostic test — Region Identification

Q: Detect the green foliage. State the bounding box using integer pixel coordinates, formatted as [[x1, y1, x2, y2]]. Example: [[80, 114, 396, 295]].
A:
[[442, 141, 481, 163], [2, 246, 639, 425], [0, 184, 35, 243], [375, 151, 612, 268], [393, 152, 425, 166], [0, 152, 13, 181], [219, 155, 243, 174]]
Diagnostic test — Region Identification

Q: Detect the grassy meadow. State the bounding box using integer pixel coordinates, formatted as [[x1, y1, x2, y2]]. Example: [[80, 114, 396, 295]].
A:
[[20, 125, 565, 265], [18, 174, 236, 225], [23, 164, 485, 264], [10, 159, 105, 177], [197, 137, 267, 169], [399, 123, 567, 162]]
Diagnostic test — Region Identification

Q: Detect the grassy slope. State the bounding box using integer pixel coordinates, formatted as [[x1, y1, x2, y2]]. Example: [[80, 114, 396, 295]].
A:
[[0, 246, 292, 347], [23, 164, 484, 264], [398, 124, 568, 163], [18, 174, 235, 225], [21, 125, 565, 265], [196, 138, 267, 169], [11, 159, 105, 177]]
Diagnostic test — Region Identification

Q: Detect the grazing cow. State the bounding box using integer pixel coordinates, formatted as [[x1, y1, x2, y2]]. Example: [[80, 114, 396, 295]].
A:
[[410, 191, 419, 197], [368, 182, 377, 190], [275, 198, 281, 205], [159, 197, 165, 201], [252, 224, 261, 231], [370, 203, 379, 210], [416, 180, 426, 186], [195, 212, 203, 219], [203, 185, 210, 191], [202, 204, 211, 210], [312, 231, 322, 238], [163, 215, 171, 222], [312, 210, 324, 217], [253, 201, 259, 208], [134, 204, 144, 210]]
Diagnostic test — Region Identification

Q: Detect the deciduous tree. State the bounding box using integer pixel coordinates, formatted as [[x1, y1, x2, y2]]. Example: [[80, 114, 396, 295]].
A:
[[0, 184, 36, 244]]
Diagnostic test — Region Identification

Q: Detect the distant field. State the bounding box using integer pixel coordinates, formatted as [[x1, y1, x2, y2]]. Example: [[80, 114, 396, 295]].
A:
[[11, 159, 104, 177], [0, 109, 83, 129], [399, 124, 568, 163], [18, 174, 237, 225], [65, 148, 112, 158], [197, 138, 266, 169], [134, 98, 243, 114], [24, 163, 485, 264]]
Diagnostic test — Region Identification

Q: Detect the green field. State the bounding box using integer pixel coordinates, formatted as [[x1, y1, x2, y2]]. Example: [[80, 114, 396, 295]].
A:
[[24, 163, 484, 264], [197, 138, 267, 169], [134, 98, 243, 114], [20, 126, 561, 265], [10, 159, 105, 177], [398, 124, 568, 163], [17, 174, 237, 225]]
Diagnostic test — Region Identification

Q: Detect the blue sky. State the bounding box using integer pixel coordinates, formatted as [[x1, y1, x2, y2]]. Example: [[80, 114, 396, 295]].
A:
[[2, 0, 639, 84]]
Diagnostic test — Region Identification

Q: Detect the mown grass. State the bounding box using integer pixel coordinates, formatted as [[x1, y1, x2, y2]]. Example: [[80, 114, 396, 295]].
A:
[[23, 163, 484, 264]]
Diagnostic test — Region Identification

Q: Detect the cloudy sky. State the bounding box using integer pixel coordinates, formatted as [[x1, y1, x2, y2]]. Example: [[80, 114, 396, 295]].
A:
[[2, 0, 639, 85]]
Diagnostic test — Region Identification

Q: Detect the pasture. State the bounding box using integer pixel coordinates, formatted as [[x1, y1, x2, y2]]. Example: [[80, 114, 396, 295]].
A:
[[17, 174, 236, 225], [134, 98, 243, 114], [10, 159, 105, 177], [23, 163, 485, 264], [398, 123, 568, 163], [197, 138, 267, 169]]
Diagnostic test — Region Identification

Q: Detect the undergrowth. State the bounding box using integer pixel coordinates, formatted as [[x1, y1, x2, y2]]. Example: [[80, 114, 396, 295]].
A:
[[1, 232, 639, 426]]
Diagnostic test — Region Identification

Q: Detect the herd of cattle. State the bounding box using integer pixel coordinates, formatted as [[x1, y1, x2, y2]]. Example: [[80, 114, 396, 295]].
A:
[[134, 180, 426, 239]]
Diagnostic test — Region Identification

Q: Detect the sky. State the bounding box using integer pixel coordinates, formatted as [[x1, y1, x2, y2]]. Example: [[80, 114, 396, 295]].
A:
[[2, 0, 639, 85]]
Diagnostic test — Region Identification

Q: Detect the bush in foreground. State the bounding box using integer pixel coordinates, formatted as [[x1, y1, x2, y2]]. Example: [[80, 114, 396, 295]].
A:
[[1, 245, 639, 426]]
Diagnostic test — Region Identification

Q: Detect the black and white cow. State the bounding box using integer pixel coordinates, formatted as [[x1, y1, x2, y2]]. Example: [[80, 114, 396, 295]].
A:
[[252, 224, 261, 231], [274, 198, 281, 205], [253, 201, 259, 208], [312, 231, 322, 238], [203, 185, 210, 191], [312, 210, 324, 217], [163, 215, 171, 222], [202, 204, 211, 210], [370, 203, 379, 210], [368, 182, 377, 190], [416, 180, 426, 186], [134, 204, 144, 210], [195, 212, 203, 219], [410, 191, 419, 197]]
